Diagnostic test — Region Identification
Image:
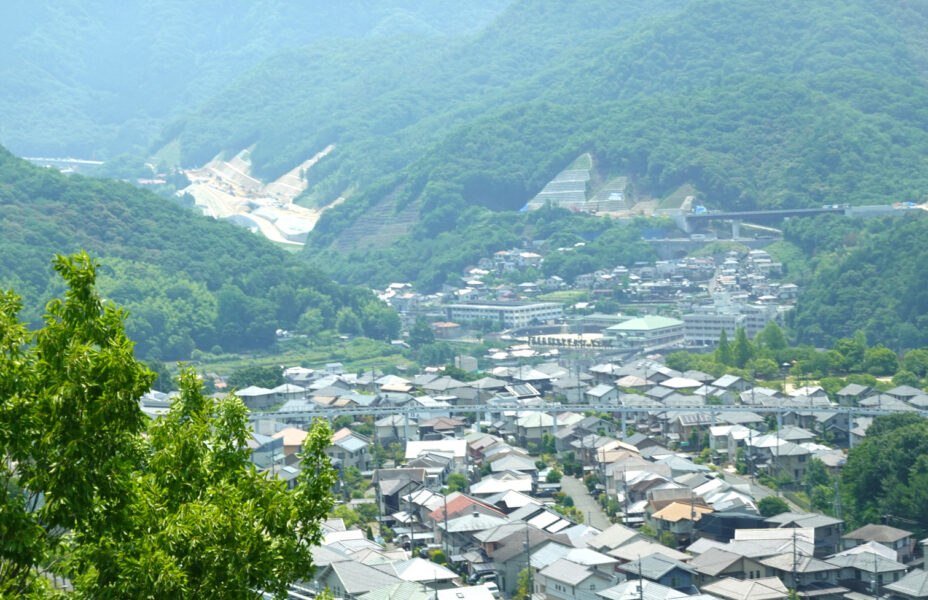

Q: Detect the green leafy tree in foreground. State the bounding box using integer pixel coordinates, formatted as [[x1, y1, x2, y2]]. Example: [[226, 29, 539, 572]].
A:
[[0, 253, 337, 599]]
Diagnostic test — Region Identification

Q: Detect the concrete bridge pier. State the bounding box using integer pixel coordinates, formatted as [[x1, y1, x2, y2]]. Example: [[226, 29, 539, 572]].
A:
[[731, 219, 742, 239]]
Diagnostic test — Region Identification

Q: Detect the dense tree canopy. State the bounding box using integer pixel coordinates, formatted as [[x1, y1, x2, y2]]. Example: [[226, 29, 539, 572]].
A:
[[787, 214, 928, 351], [0, 253, 336, 598], [0, 146, 398, 360], [841, 413, 928, 537], [0, 0, 509, 159], [159, 0, 928, 220]]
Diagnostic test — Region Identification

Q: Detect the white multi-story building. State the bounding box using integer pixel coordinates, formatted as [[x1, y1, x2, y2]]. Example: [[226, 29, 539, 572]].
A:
[[444, 301, 564, 328], [683, 309, 745, 345]]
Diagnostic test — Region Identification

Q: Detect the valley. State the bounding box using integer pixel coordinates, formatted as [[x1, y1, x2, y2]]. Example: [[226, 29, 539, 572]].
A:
[[3, 2, 928, 598], [181, 145, 337, 245]]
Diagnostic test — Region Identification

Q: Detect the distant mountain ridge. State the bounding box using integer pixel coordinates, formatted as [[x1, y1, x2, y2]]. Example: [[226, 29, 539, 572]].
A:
[[6, 0, 928, 305], [144, 0, 928, 253], [0, 0, 511, 158]]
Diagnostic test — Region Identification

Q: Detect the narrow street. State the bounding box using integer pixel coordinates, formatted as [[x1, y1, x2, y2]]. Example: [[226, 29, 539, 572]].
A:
[[559, 475, 612, 530]]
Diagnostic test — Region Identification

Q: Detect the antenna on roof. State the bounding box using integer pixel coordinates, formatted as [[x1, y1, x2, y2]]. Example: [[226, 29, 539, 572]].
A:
[[638, 555, 645, 600]]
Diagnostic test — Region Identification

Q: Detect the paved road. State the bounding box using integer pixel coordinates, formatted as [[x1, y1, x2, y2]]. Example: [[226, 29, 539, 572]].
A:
[[559, 475, 612, 530]]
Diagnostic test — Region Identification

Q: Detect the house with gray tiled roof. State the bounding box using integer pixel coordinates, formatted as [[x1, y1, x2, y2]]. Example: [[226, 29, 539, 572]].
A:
[[478, 523, 571, 596], [828, 549, 908, 594], [598, 579, 690, 600], [586, 383, 619, 404], [701, 576, 789, 600], [314, 559, 402, 599], [587, 523, 644, 554], [885, 385, 924, 402], [375, 414, 417, 444], [765, 512, 845, 557], [885, 569, 928, 600], [842, 524, 916, 563], [618, 553, 697, 591], [539, 558, 616, 600], [836, 383, 870, 406], [759, 553, 845, 596], [385, 557, 459, 589], [357, 581, 434, 600], [689, 547, 766, 585]]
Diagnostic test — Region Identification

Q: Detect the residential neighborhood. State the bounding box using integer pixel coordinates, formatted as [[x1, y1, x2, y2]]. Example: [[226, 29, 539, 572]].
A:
[[374, 247, 794, 354], [141, 354, 928, 600]]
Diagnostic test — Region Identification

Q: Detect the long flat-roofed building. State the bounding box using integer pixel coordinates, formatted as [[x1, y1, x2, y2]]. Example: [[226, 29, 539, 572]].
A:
[[444, 301, 563, 328], [605, 315, 685, 352]]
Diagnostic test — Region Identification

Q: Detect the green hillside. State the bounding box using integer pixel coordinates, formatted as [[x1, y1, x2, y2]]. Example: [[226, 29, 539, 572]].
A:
[[0, 0, 509, 159], [157, 0, 928, 232], [163, 0, 679, 183], [0, 146, 396, 361], [785, 213, 928, 352]]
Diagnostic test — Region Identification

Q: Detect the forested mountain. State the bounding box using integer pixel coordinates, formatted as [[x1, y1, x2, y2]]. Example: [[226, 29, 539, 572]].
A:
[[7, 1, 928, 316], [0, 0, 509, 159], [155, 0, 928, 225], [0, 146, 395, 361], [784, 213, 928, 352]]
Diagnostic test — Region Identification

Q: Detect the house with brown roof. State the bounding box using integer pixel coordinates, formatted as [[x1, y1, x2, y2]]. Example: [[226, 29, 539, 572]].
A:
[[272, 426, 309, 456], [648, 501, 714, 547], [419, 416, 466, 439], [427, 492, 505, 526]]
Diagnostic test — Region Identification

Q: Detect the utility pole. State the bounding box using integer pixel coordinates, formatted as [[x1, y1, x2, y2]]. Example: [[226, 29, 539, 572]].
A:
[[442, 492, 449, 558], [524, 526, 534, 597], [832, 475, 842, 519], [775, 410, 781, 497], [623, 466, 630, 522]]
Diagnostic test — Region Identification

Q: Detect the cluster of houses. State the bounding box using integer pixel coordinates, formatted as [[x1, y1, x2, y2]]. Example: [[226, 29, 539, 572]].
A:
[[259, 413, 928, 600], [250, 408, 928, 600], [375, 248, 794, 355], [139, 353, 928, 600]]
